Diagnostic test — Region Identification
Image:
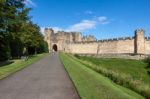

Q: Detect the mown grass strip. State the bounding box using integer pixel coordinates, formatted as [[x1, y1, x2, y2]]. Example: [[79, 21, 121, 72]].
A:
[[0, 53, 48, 79], [73, 55, 150, 98], [59, 53, 144, 99]]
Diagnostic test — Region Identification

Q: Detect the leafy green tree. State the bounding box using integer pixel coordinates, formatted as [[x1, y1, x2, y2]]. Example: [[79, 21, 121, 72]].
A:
[[0, 0, 48, 61], [37, 41, 49, 53], [0, 0, 11, 61], [20, 22, 43, 55], [7, 0, 31, 58]]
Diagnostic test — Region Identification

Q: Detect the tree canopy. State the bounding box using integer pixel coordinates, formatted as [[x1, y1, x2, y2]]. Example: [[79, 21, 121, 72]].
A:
[[0, 0, 48, 61]]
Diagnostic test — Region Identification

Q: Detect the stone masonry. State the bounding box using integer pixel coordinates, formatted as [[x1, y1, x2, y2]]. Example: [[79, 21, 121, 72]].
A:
[[44, 28, 150, 55]]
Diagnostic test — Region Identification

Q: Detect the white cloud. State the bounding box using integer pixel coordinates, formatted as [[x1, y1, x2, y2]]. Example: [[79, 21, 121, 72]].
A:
[[66, 20, 96, 32], [52, 27, 63, 33], [42, 16, 110, 33], [98, 16, 110, 25], [24, 0, 36, 7], [40, 27, 45, 34], [85, 10, 93, 15]]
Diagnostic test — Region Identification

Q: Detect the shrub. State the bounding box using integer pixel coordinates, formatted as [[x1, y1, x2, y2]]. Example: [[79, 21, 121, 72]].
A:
[[144, 57, 150, 78], [0, 41, 10, 61], [144, 56, 150, 68], [74, 54, 80, 59]]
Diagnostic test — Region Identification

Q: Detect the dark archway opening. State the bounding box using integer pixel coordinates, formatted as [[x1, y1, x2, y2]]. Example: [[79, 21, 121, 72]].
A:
[[53, 44, 57, 52]]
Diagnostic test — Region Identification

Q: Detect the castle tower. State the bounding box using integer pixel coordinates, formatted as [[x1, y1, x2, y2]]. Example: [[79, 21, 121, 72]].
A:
[[135, 29, 145, 54], [69, 33, 73, 42], [44, 28, 54, 52], [57, 31, 66, 51], [74, 32, 82, 42]]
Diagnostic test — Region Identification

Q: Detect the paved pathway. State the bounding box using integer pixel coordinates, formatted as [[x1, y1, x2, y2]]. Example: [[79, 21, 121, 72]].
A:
[[0, 53, 80, 99]]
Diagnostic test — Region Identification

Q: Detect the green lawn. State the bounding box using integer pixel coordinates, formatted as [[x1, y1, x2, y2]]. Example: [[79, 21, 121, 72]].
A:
[[0, 53, 47, 79], [59, 53, 144, 99], [74, 55, 150, 98]]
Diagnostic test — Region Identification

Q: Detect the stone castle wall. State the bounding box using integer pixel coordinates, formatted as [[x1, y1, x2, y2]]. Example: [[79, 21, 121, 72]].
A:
[[65, 38, 150, 55], [145, 39, 150, 54], [65, 39, 135, 54], [45, 28, 150, 55], [64, 31, 150, 55], [67, 42, 98, 54], [117, 39, 134, 53]]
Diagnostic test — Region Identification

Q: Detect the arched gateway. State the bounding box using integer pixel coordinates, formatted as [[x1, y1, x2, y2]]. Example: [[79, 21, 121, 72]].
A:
[[52, 44, 58, 52]]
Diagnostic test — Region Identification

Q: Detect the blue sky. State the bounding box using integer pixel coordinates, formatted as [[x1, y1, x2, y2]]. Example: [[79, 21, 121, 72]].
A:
[[26, 0, 150, 39]]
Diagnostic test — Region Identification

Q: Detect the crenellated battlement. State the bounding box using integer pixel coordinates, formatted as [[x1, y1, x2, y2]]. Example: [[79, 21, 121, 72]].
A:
[[98, 36, 134, 42], [135, 29, 145, 33], [145, 37, 150, 40], [45, 28, 150, 55], [73, 36, 135, 44]]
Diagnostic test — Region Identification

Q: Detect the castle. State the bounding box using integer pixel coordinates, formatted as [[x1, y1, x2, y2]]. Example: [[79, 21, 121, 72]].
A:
[[44, 28, 150, 55], [44, 28, 96, 51]]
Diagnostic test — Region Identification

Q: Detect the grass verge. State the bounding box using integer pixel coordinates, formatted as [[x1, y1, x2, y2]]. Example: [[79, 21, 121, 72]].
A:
[[0, 53, 48, 79], [59, 53, 144, 99], [74, 54, 150, 98]]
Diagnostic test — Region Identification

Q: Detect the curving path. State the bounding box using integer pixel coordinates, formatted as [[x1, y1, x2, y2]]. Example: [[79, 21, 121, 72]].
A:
[[0, 53, 80, 99]]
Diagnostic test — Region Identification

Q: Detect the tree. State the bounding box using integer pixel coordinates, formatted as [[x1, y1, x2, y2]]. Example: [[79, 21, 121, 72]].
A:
[[0, 0, 30, 60], [20, 22, 44, 55], [6, 0, 31, 58], [0, 0, 11, 61], [0, 0, 48, 61], [37, 41, 49, 53]]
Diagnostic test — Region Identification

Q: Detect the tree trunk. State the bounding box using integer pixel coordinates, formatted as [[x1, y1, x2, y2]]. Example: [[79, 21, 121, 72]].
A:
[[35, 47, 37, 55]]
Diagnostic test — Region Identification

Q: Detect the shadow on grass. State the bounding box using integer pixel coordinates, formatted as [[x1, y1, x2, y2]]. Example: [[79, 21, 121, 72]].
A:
[[146, 64, 150, 76], [28, 54, 38, 59], [0, 61, 14, 67], [147, 71, 150, 76], [144, 58, 150, 76]]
